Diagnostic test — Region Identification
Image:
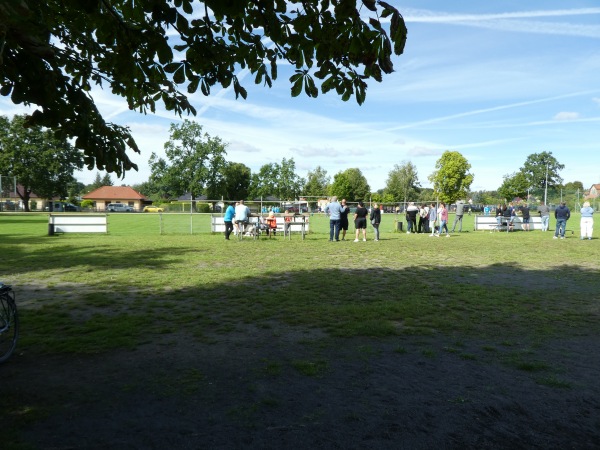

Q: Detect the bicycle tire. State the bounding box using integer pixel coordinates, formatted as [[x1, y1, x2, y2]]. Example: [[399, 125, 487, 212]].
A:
[[0, 289, 18, 363]]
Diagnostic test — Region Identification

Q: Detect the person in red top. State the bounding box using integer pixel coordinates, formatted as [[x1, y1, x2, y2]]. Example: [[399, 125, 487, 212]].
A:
[[265, 211, 278, 237], [437, 202, 450, 237]]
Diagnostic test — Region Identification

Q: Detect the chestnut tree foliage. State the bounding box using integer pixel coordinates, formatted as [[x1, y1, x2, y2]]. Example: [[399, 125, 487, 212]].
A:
[[0, 0, 407, 177], [428, 151, 474, 204]]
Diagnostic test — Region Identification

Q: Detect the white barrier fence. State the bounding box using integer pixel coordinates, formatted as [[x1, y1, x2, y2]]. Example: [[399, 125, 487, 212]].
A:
[[49, 214, 108, 234], [474, 215, 544, 231], [210, 215, 310, 234]]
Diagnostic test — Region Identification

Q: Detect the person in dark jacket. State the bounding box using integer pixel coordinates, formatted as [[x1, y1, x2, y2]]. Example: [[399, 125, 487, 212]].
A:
[[553, 202, 571, 239], [370, 203, 381, 241], [520, 203, 531, 232], [405, 202, 419, 233]]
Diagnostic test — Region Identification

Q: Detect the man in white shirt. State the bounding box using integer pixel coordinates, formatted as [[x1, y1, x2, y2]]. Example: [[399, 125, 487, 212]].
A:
[[234, 200, 251, 233]]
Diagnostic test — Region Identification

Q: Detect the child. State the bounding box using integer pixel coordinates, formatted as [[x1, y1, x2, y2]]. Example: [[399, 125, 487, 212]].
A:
[[265, 211, 278, 237]]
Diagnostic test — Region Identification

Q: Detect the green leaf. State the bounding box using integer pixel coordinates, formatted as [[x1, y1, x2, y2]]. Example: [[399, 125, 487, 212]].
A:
[[392, 13, 408, 55], [173, 67, 185, 84], [200, 79, 210, 96], [362, 0, 377, 12], [164, 63, 180, 74], [182, 0, 193, 14], [188, 78, 199, 94], [0, 84, 12, 96], [291, 77, 303, 97], [369, 18, 383, 32], [255, 65, 264, 85]]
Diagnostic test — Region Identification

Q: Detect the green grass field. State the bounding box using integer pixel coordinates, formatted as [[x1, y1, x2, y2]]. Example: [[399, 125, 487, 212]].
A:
[[2, 211, 599, 356]]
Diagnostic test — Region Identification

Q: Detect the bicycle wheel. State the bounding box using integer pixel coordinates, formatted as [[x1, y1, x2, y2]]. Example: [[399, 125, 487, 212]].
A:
[[0, 290, 18, 363]]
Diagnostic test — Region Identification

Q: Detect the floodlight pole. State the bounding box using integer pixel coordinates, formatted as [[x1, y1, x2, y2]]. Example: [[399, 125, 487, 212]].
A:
[[544, 163, 549, 205]]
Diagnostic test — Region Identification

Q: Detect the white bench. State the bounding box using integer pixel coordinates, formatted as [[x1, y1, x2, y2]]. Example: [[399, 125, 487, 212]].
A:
[[211, 215, 310, 235], [474, 215, 543, 231], [49, 214, 107, 234]]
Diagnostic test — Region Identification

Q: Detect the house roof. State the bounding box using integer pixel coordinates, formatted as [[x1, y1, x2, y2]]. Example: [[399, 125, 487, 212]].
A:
[[83, 186, 148, 200], [177, 192, 207, 201], [5, 185, 42, 199]]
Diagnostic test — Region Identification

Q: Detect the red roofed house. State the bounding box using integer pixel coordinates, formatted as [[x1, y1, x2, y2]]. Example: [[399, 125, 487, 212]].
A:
[[83, 186, 150, 212], [585, 184, 600, 200]]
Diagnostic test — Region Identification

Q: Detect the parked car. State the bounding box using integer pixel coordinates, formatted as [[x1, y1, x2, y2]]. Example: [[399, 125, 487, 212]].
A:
[[106, 203, 134, 212], [142, 205, 164, 213], [282, 203, 309, 213], [64, 203, 81, 212], [1, 201, 18, 211], [44, 202, 80, 212]]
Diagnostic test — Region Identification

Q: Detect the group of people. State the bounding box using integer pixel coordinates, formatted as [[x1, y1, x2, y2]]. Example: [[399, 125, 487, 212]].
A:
[[493, 201, 594, 239], [324, 198, 461, 241], [550, 200, 595, 240], [223, 200, 251, 240], [404, 201, 463, 236], [223, 200, 294, 240], [225, 198, 595, 241], [325, 196, 381, 242]]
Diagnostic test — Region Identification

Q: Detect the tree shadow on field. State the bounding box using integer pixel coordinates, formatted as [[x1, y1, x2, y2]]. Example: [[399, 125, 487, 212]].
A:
[[1, 239, 204, 274], [2, 260, 600, 449]]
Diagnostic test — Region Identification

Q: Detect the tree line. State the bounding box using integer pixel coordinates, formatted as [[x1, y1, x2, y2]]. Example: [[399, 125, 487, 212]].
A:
[[0, 115, 582, 211]]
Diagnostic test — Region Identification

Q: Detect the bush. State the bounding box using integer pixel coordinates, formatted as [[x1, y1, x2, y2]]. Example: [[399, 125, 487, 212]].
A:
[[196, 203, 210, 213], [81, 200, 94, 209]]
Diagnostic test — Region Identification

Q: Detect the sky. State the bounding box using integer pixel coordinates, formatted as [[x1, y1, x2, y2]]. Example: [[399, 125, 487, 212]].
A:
[[2, 1, 600, 193]]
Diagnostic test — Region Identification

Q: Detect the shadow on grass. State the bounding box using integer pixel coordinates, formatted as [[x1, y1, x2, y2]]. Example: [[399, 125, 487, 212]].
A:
[[11, 262, 600, 357]]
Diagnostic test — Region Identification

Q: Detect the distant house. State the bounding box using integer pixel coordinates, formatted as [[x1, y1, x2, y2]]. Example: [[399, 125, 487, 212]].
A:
[[0, 184, 44, 210], [83, 186, 150, 211], [585, 184, 600, 200]]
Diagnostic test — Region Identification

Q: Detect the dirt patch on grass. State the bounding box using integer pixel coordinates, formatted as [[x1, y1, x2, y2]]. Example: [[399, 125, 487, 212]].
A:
[[3, 324, 600, 449]]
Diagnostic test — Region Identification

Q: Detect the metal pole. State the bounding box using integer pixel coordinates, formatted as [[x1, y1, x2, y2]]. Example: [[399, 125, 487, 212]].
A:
[[544, 163, 549, 205]]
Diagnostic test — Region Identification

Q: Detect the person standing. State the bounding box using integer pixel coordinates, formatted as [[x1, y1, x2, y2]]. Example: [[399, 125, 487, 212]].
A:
[[438, 202, 450, 237], [354, 200, 369, 242], [521, 203, 531, 232], [234, 200, 251, 233], [451, 200, 465, 232], [340, 199, 350, 241], [418, 204, 429, 233], [370, 202, 381, 241], [325, 196, 344, 242], [496, 204, 504, 229], [428, 202, 438, 236], [223, 202, 235, 240], [553, 201, 571, 239], [406, 202, 419, 233], [580, 201, 594, 240], [538, 202, 550, 232]]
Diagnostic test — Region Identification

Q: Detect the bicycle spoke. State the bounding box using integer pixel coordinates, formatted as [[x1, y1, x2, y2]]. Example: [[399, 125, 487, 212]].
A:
[[0, 292, 18, 363]]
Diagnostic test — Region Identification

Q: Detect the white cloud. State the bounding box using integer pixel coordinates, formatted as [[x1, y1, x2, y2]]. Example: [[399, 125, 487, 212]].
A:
[[407, 147, 441, 157], [228, 141, 262, 154], [593, 97, 600, 106], [553, 111, 581, 121], [403, 7, 600, 23]]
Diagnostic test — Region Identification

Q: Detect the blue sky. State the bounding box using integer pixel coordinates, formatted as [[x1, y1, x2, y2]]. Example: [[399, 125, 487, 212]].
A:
[[2, 2, 600, 192]]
